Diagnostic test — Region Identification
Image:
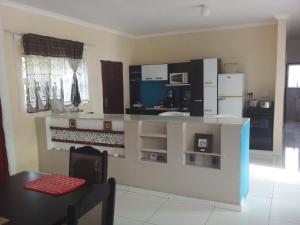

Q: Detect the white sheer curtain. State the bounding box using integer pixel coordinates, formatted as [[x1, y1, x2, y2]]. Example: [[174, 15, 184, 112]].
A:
[[22, 55, 89, 113]]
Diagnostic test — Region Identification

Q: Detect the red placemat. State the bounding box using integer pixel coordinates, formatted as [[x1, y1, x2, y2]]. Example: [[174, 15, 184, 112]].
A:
[[24, 175, 86, 196]]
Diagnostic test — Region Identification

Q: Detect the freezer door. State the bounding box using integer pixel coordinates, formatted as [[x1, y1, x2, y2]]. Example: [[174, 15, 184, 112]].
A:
[[204, 87, 217, 115], [218, 74, 245, 96], [218, 97, 243, 117]]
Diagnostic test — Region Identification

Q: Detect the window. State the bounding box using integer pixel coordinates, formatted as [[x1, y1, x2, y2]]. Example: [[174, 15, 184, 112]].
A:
[[22, 55, 89, 113], [21, 33, 89, 113], [287, 64, 300, 88]]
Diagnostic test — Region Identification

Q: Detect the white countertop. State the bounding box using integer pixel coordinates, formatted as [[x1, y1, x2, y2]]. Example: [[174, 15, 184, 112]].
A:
[[49, 113, 250, 126]]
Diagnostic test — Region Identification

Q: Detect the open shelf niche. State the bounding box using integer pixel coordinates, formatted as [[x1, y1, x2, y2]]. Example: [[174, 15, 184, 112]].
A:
[[183, 123, 222, 169], [139, 121, 167, 163]]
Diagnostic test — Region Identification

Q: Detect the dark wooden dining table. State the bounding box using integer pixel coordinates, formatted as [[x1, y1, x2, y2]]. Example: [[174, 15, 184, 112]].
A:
[[0, 171, 97, 225]]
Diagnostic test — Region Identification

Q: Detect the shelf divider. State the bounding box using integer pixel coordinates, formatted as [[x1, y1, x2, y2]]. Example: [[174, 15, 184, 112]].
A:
[[140, 133, 167, 138], [141, 148, 167, 153]]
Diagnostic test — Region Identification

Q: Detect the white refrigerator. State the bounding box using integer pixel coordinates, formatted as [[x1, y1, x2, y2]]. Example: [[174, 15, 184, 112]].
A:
[[218, 73, 246, 117]]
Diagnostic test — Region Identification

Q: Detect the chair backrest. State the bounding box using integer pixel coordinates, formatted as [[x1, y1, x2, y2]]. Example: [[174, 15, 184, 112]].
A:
[[67, 177, 116, 225], [69, 146, 108, 184]]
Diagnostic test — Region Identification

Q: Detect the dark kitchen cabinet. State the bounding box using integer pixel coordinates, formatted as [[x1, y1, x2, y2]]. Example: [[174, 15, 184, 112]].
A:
[[129, 65, 141, 107], [189, 59, 204, 116]]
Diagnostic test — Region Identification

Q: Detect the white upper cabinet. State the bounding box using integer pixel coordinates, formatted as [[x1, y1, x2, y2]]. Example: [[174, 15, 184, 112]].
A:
[[141, 64, 168, 81], [204, 58, 218, 87]]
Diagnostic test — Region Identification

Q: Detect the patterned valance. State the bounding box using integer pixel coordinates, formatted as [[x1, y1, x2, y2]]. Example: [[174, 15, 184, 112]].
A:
[[23, 33, 84, 59]]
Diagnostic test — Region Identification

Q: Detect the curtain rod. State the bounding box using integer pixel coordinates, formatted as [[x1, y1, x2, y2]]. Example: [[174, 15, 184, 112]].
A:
[[3, 29, 96, 47]]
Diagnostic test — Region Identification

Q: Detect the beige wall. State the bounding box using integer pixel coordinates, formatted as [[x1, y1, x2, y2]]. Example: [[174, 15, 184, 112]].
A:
[[134, 25, 277, 100], [0, 5, 135, 172], [0, 5, 280, 172]]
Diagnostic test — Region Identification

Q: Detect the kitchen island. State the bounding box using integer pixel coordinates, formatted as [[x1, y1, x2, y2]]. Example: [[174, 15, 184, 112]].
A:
[[36, 114, 250, 210]]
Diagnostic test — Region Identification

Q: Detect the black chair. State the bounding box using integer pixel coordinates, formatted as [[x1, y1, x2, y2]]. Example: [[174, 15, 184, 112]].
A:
[[67, 177, 116, 225], [69, 146, 108, 184]]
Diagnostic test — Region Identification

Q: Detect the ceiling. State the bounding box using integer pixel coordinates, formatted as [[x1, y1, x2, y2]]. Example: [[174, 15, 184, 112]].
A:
[[2, 0, 300, 39]]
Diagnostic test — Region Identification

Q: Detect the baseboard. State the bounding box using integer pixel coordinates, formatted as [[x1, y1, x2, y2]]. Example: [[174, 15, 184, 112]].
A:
[[116, 184, 241, 211]]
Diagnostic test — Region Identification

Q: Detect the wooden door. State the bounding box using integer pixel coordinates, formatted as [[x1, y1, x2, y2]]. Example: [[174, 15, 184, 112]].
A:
[[101, 60, 124, 114], [189, 59, 204, 116]]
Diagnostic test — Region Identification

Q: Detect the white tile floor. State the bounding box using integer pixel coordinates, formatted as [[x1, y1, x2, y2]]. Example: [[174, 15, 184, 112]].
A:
[[113, 154, 300, 225]]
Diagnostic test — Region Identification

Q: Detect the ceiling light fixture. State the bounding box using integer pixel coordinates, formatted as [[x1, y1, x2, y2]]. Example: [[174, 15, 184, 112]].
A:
[[199, 4, 211, 17]]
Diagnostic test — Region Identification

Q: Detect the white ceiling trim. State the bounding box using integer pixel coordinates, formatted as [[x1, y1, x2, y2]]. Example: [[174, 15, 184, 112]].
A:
[[0, 0, 135, 38], [0, 0, 278, 39], [135, 21, 277, 39]]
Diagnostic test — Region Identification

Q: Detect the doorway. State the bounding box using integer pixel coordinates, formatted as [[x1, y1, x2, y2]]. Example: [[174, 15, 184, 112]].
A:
[[101, 60, 124, 114], [285, 64, 300, 122], [284, 64, 300, 169]]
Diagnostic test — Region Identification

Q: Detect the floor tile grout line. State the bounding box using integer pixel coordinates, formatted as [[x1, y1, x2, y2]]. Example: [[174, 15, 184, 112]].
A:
[[267, 171, 276, 225], [115, 214, 146, 224], [143, 197, 170, 224], [204, 206, 215, 225]]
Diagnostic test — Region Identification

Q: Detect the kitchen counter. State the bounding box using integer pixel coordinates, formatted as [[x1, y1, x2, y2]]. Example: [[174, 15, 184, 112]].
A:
[[51, 113, 249, 126], [37, 113, 250, 210], [125, 107, 189, 115]]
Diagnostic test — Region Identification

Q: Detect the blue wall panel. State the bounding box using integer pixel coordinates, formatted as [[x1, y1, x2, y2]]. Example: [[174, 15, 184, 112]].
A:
[[240, 121, 250, 200], [140, 81, 179, 107]]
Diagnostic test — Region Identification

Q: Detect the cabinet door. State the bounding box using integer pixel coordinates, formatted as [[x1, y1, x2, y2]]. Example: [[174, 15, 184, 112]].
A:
[[204, 87, 217, 115], [189, 59, 204, 116], [204, 58, 218, 87], [141, 64, 168, 81]]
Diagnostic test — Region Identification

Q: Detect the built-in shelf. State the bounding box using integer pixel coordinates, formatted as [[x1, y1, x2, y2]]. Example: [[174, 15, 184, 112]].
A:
[[165, 83, 191, 87], [185, 151, 223, 157], [185, 152, 221, 169], [140, 133, 167, 138], [139, 121, 168, 164], [141, 148, 167, 153]]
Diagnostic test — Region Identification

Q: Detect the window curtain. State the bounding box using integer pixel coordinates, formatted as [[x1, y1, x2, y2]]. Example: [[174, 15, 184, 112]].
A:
[[0, 100, 9, 181], [22, 34, 84, 112], [69, 59, 82, 107]]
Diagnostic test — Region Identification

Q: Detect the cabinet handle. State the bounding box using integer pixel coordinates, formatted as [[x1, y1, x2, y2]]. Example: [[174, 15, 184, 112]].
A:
[[104, 98, 108, 107], [205, 81, 213, 84], [194, 99, 203, 102], [145, 77, 152, 80], [156, 77, 163, 80], [205, 109, 212, 112], [218, 97, 226, 100]]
